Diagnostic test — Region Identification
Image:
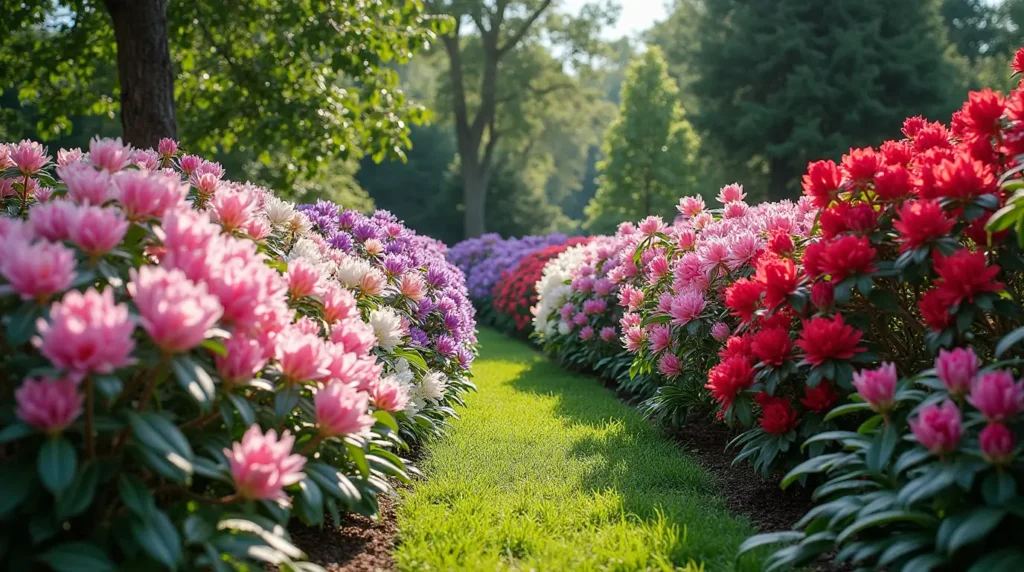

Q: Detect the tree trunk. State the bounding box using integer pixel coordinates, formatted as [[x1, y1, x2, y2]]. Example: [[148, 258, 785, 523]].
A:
[[462, 161, 487, 238], [104, 0, 177, 148]]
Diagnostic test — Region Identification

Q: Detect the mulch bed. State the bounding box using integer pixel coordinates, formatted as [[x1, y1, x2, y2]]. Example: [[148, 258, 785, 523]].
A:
[[287, 494, 398, 572]]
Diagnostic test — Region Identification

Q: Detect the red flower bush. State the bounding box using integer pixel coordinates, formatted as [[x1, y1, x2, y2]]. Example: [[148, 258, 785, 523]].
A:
[[491, 238, 588, 336]]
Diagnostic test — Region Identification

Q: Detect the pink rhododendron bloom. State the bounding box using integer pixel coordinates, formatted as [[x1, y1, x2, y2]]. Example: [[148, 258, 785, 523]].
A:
[[852, 363, 897, 413], [647, 255, 670, 280], [276, 328, 332, 383], [158, 138, 178, 157], [36, 287, 135, 374], [57, 162, 112, 205], [319, 283, 356, 324], [649, 324, 672, 352], [969, 371, 1024, 422], [241, 215, 271, 240], [225, 426, 306, 503], [579, 325, 595, 341], [68, 205, 129, 257], [330, 318, 377, 355], [599, 326, 617, 342], [191, 172, 221, 196], [0, 178, 14, 198], [638, 215, 665, 235], [369, 377, 409, 412], [324, 346, 380, 390], [29, 200, 76, 241], [583, 298, 607, 315], [0, 238, 76, 301], [669, 291, 706, 326], [711, 322, 731, 341], [293, 316, 321, 336], [129, 267, 224, 354], [15, 376, 83, 435], [594, 278, 613, 296], [179, 154, 202, 175], [131, 149, 160, 170], [210, 256, 290, 333], [623, 325, 646, 352], [980, 423, 1015, 465], [572, 312, 588, 326], [692, 212, 714, 229], [34, 186, 54, 202], [89, 137, 131, 172], [364, 238, 385, 257], [717, 183, 747, 204], [159, 208, 222, 279], [723, 201, 749, 219], [195, 159, 224, 179], [360, 268, 387, 296], [677, 195, 706, 217], [935, 347, 978, 398], [111, 170, 187, 221], [211, 184, 256, 232], [620, 312, 641, 329], [658, 352, 683, 378], [399, 273, 426, 301], [0, 218, 34, 248], [56, 147, 84, 167], [910, 400, 962, 455], [10, 140, 49, 174], [286, 259, 322, 299], [215, 335, 267, 386], [315, 383, 375, 437]]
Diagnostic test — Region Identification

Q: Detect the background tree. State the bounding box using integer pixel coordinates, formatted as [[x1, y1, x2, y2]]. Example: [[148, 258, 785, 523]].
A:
[[687, 0, 965, 199], [424, 0, 616, 238], [2, 0, 447, 187], [584, 47, 703, 233]]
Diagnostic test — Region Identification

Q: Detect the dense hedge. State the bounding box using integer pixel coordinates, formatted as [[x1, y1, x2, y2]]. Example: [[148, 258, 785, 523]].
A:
[[0, 137, 476, 571]]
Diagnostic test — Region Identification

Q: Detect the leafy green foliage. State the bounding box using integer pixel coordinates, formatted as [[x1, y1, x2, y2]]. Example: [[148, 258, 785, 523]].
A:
[[584, 47, 704, 233]]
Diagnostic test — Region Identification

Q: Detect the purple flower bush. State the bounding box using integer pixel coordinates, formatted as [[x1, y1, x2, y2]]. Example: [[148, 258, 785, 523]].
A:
[[448, 232, 570, 301], [0, 137, 477, 570]]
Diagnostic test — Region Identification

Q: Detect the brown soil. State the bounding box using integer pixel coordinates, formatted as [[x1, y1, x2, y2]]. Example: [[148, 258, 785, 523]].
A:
[[288, 495, 398, 572]]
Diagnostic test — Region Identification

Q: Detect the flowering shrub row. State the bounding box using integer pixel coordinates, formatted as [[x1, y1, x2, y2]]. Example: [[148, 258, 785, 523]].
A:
[[491, 238, 589, 336], [0, 136, 476, 571], [527, 47, 1024, 571]]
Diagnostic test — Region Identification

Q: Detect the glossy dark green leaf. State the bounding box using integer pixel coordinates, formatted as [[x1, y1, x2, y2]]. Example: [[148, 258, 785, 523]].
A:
[[170, 355, 216, 410], [39, 436, 77, 495], [37, 542, 115, 572], [55, 462, 99, 519], [132, 509, 182, 569]]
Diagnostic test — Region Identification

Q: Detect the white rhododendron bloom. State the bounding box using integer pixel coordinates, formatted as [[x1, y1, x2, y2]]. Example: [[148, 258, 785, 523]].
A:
[[533, 244, 588, 336], [263, 196, 296, 225], [335, 256, 374, 288], [419, 370, 448, 400], [369, 307, 404, 351]]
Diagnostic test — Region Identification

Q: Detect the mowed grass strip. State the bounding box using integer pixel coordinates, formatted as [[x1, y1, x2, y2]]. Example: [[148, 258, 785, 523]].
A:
[[393, 328, 762, 571]]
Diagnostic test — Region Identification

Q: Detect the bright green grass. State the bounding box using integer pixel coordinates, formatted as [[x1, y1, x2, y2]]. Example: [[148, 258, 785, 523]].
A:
[[393, 328, 762, 571]]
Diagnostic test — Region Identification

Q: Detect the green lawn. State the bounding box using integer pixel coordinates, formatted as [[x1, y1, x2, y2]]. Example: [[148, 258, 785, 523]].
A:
[[393, 328, 762, 571]]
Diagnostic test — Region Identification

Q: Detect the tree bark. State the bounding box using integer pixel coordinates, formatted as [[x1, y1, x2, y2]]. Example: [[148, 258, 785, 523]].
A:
[[103, 0, 178, 148], [462, 163, 488, 239]]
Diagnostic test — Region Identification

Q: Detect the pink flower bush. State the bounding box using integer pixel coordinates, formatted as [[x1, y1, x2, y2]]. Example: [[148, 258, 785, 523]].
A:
[[275, 327, 332, 383], [0, 238, 76, 301], [35, 287, 135, 375], [57, 162, 112, 204], [225, 426, 307, 503], [979, 423, 1015, 465], [909, 400, 962, 455], [369, 377, 410, 412], [934, 347, 978, 397], [110, 169, 187, 221], [68, 205, 129, 256], [852, 363, 897, 413], [15, 376, 82, 435], [969, 371, 1024, 422]]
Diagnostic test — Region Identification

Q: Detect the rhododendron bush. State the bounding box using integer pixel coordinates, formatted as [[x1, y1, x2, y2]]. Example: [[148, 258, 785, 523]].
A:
[[490, 238, 588, 336], [0, 137, 476, 570]]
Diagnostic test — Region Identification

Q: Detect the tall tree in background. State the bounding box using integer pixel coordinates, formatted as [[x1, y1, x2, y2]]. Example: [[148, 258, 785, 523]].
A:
[[2, 1, 446, 184], [689, 0, 965, 199], [425, 0, 615, 238], [584, 47, 703, 233]]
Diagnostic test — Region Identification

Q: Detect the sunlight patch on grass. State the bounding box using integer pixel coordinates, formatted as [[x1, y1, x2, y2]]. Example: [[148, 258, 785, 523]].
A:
[[393, 328, 761, 571]]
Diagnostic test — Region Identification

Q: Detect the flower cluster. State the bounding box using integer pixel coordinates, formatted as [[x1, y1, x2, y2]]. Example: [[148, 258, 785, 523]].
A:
[[448, 233, 570, 301], [490, 239, 589, 335], [0, 136, 477, 569]]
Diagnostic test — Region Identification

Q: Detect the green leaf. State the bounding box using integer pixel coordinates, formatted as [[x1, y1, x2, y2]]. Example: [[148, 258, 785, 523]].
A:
[[94, 375, 123, 400], [201, 339, 228, 357], [4, 303, 39, 346], [982, 471, 1017, 505], [225, 393, 256, 426], [392, 347, 428, 372], [737, 531, 805, 554], [132, 509, 182, 570], [127, 412, 194, 483], [824, 402, 871, 421], [306, 462, 361, 505], [119, 474, 156, 517], [948, 508, 1005, 553], [781, 453, 843, 489], [170, 355, 216, 410], [0, 421, 34, 443], [968, 548, 1024, 572], [37, 542, 115, 572], [275, 385, 300, 418], [55, 462, 99, 519], [865, 425, 898, 473], [39, 436, 77, 495], [184, 515, 215, 544], [296, 478, 324, 526], [0, 463, 34, 517], [995, 326, 1024, 358], [372, 410, 398, 432], [836, 510, 938, 545]]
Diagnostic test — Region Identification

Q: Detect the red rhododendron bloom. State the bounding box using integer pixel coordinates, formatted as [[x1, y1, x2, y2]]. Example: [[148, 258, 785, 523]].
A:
[[902, 116, 927, 138], [801, 241, 827, 278], [724, 278, 763, 322], [959, 89, 1006, 142], [873, 164, 913, 201], [706, 356, 755, 408], [912, 121, 952, 152], [810, 281, 834, 311], [932, 248, 1003, 306], [893, 200, 955, 252], [751, 327, 792, 367], [841, 147, 883, 184], [879, 140, 914, 167], [759, 308, 794, 331], [767, 229, 794, 256], [924, 156, 998, 200], [797, 314, 865, 366], [819, 235, 876, 282], [801, 382, 840, 414], [919, 288, 953, 331], [802, 159, 842, 208], [758, 395, 799, 434], [754, 255, 798, 309], [718, 334, 753, 362], [1013, 47, 1024, 74]]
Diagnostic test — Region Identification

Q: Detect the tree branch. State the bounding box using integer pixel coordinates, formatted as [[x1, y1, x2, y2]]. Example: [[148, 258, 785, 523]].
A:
[[498, 0, 553, 55], [497, 80, 575, 104]]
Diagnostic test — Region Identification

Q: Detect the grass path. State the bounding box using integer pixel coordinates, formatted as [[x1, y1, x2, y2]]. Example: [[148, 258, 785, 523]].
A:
[[393, 328, 761, 571]]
